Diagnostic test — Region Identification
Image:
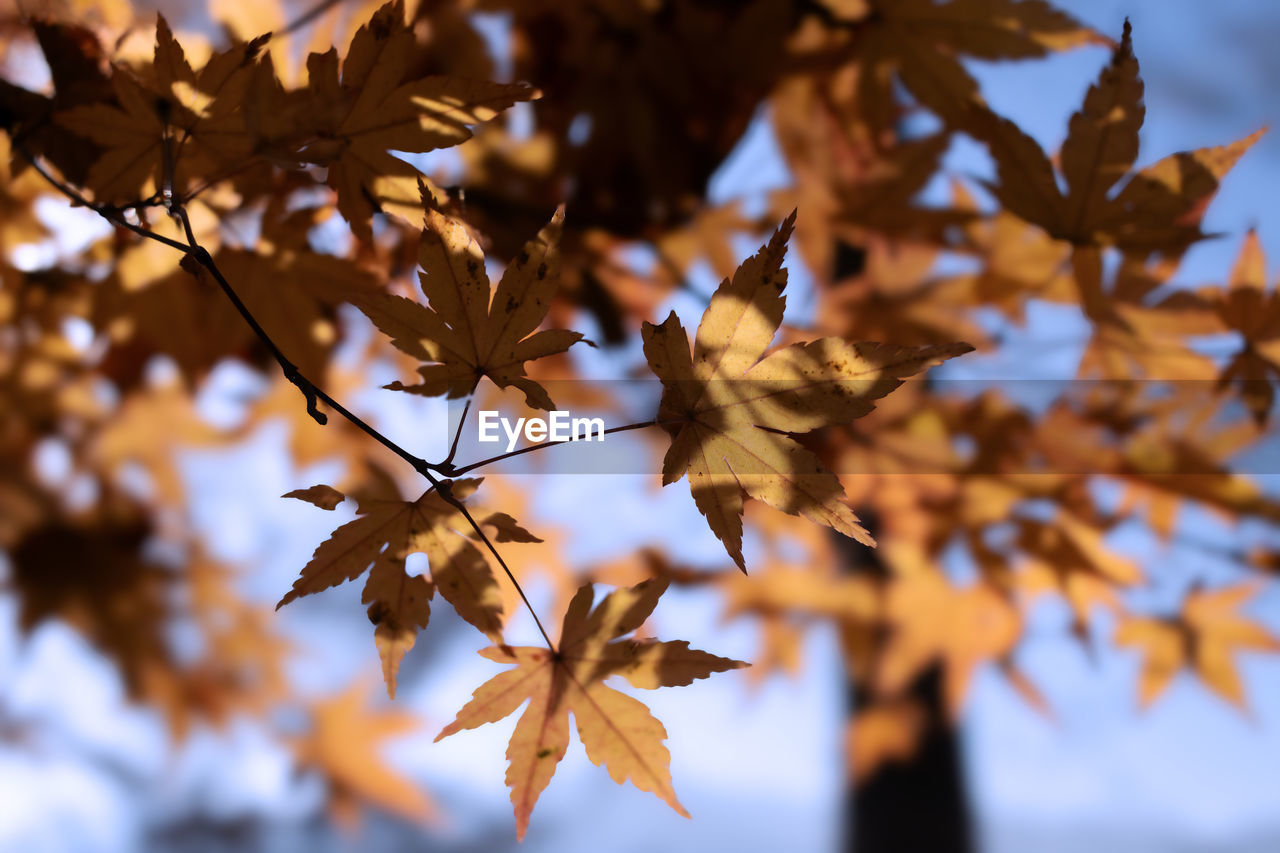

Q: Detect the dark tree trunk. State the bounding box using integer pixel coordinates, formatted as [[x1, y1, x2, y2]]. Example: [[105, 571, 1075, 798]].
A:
[[844, 665, 973, 853], [831, 472, 974, 853]]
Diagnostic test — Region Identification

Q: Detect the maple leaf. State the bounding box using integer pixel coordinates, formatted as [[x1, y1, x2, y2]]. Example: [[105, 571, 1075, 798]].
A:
[[832, 133, 976, 239], [436, 578, 745, 839], [0, 20, 113, 188], [296, 0, 536, 239], [848, 697, 927, 783], [295, 682, 435, 825], [970, 20, 1263, 257], [1200, 231, 1280, 424], [10, 512, 173, 704], [93, 379, 226, 506], [1012, 509, 1144, 628], [641, 212, 972, 568], [352, 203, 583, 410], [876, 566, 1024, 715], [280, 478, 540, 697], [828, 0, 1104, 135], [97, 210, 377, 384], [716, 510, 877, 682], [54, 15, 267, 202], [1115, 583, 1280, 710], [950, 181, 1075, 320], [1111, 387, 1280, 535], [812, 234, 988, 349]]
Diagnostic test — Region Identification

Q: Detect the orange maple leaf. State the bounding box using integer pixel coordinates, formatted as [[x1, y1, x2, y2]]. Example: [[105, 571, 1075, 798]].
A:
[[1116, 583, 1280, 710]]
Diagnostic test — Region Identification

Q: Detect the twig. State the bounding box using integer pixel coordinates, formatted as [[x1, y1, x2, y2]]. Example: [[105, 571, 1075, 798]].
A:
[[169, 206, 440, 472]]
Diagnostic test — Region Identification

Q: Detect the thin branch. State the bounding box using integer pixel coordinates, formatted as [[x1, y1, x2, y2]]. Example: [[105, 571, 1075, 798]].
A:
[[184, 222, 555, 649], [16, 146, 189, 252], [452, 420, 658, 476], [170, 205, 441, 477], [280, 0, 346, 36]]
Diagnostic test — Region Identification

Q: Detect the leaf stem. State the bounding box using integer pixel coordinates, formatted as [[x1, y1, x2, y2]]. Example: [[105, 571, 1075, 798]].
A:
[[433, 477, 558, 653], [437, 396, 472, 476], [451, 420, 658, 475]]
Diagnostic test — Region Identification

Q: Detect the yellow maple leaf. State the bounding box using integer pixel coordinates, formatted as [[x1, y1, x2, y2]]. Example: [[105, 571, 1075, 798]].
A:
[[876, 568, 1023, 716], [1206, 231, 1280, 424], [436, 578, 745, 840], [847, 697, 926, 783], [641, 212, 971, 568]]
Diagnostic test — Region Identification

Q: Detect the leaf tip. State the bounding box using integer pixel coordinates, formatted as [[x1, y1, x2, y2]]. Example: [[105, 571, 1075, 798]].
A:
[[282, 484, 345, 510]]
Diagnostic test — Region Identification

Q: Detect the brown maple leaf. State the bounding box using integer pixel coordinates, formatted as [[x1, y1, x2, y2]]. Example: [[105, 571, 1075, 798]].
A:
[[970, 20, 1262, 258], [10, 511, 173, 704], [436, 578, 745, 839], [1199, 231, 1280, 424], [352, 202, 583, 410], [54, 15, 267, 203], [0, 20, 112, 187], [280, 478, 539, 697], [823, 0, 1104, 136], [641, 212, 971, 568], [294, 0, 536, 239], [96, 206, 377, 384], [876, 565, 1025, 715]]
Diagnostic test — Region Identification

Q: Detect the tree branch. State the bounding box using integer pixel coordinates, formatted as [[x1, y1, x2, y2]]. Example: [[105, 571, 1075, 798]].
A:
[[18, 143, 561, 653]]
